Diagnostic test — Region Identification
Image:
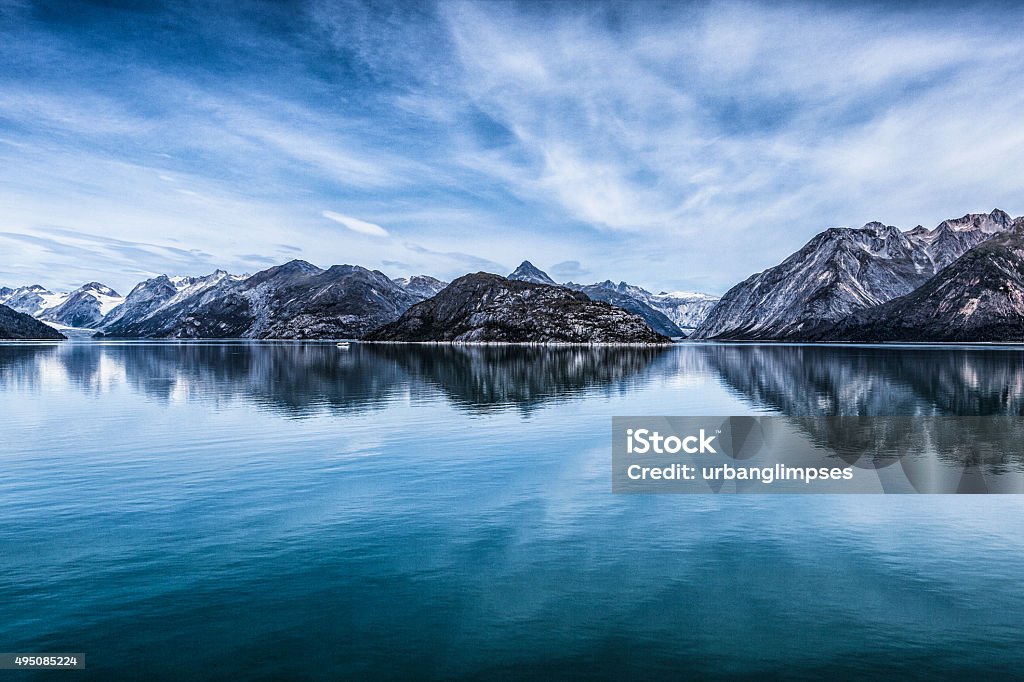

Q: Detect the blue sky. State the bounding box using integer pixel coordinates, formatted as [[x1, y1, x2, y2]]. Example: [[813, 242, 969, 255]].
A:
[[2, 0, 1024, 295]]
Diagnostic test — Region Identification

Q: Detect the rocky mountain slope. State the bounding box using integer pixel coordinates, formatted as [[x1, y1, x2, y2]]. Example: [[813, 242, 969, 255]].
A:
[[563, 282, 683, 337], [392, 275, 448, 299], [99, 270, 244, 332], [507, 261, 716, 337], [0, 304, 66, 339], [803, 223, 1024, 341], [366, 273, 671, 344], [567, 280, 719, 333], [692, 209, 1014, 339], [906, 209, 1012, 269], [100, 260, 422, 339]]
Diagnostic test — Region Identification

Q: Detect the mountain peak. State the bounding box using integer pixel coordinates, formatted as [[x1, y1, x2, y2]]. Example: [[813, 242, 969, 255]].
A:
[[392, 275, 448, 299], [80, 282, 120, 297], [280, 259, 322, 273], [508, 261, 556, 285], [937, 210, 1013, 235]]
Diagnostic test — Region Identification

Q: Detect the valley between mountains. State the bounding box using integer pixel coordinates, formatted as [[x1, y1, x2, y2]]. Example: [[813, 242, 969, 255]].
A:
[[3, 208, 1023, 343]]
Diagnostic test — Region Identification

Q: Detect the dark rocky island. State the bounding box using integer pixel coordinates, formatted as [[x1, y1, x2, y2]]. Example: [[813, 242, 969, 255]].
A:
[[365, 273, 671, 344], [507, 260, 685, 337], [0, 304, 66, 339]]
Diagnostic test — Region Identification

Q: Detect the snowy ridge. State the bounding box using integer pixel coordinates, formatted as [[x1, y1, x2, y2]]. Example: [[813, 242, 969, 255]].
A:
[[392, 275, 448, 299], [1, 282, 123, 328], [567, 280, 720, 331]]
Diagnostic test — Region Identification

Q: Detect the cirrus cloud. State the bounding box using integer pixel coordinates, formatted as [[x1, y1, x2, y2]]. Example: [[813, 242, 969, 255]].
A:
[[322, 210, 391, 238]]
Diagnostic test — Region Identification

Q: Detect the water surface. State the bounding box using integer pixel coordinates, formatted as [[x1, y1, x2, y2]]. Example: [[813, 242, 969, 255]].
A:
[[2, 342, 1023, 679]]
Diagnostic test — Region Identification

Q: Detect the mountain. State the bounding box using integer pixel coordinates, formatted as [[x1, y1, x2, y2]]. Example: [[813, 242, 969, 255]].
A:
[[1, 281, 122, 327], [691, 209, 1014, 339], [0, 304, 65, 339], [804, 223, 1024, 342], [641, 290, 721, 331], [40, 282, 123, 328], [365, 272, 671, 344], [100, 260, 421, 339], [99, 270, 243, 331], [392, 275, 448, 299], [482, 261, 718, 334], [508, 260, 557, 285], [907, 209, 1013, 270], [567, 280, 719, 333], [0, 284, 68, 317], [563, 282, 683, 337]]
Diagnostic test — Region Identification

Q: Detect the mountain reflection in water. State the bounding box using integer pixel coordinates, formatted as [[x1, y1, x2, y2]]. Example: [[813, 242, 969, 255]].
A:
[[3, 341, 1024, 417]]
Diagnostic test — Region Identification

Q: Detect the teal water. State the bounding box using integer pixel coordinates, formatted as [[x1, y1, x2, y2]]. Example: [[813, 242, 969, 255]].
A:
[[2, 342, 1024, 680]]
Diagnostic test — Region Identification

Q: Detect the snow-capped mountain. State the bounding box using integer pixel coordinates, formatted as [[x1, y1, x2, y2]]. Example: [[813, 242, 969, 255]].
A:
[[571, 280, 720, 332], [99, 260, 422, 339], [100, 270, 244, 331], [804, 219, 1024, 341], [0, 281, 124, 328], [0, 284, 69, 318], [392, 275, 448, 299], [691, 209, 1014, 339], [508, 261, 557, 285], [563, 281, 683, 337], [506, 262, 716, 336], [40, 282, 123, 328], [906, 208, 1013, 270]]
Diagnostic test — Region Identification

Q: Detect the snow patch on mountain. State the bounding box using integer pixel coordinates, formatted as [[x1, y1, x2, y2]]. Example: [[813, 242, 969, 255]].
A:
[[392, 275, 448, 299]]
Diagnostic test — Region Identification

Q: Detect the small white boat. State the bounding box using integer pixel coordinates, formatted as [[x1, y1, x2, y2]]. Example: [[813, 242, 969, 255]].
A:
[[336, 341, 351, 349]]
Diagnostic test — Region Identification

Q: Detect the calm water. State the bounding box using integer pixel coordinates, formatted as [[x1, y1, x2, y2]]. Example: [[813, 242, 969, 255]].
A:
[[2, 342, 1024, 680]]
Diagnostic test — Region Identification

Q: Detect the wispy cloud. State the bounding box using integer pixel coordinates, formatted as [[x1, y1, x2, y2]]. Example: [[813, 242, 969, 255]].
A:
[[3, 1, 1024, 295], [322, 210, 390, 237]]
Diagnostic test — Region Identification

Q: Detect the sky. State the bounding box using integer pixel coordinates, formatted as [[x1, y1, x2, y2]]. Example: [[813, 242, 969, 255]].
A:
[[2, 0, 1024, 295]]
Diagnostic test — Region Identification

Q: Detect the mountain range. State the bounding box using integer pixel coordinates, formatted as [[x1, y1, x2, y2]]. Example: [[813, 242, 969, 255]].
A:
[[6, 207, 1024, 343], [0, 282, 124, 329], [692, 209, 1020, 341], [1, 258, 717, 343], [98, 262, 424, 339], [802, 224, 1024, 341], [509, 260, 719, 336]]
